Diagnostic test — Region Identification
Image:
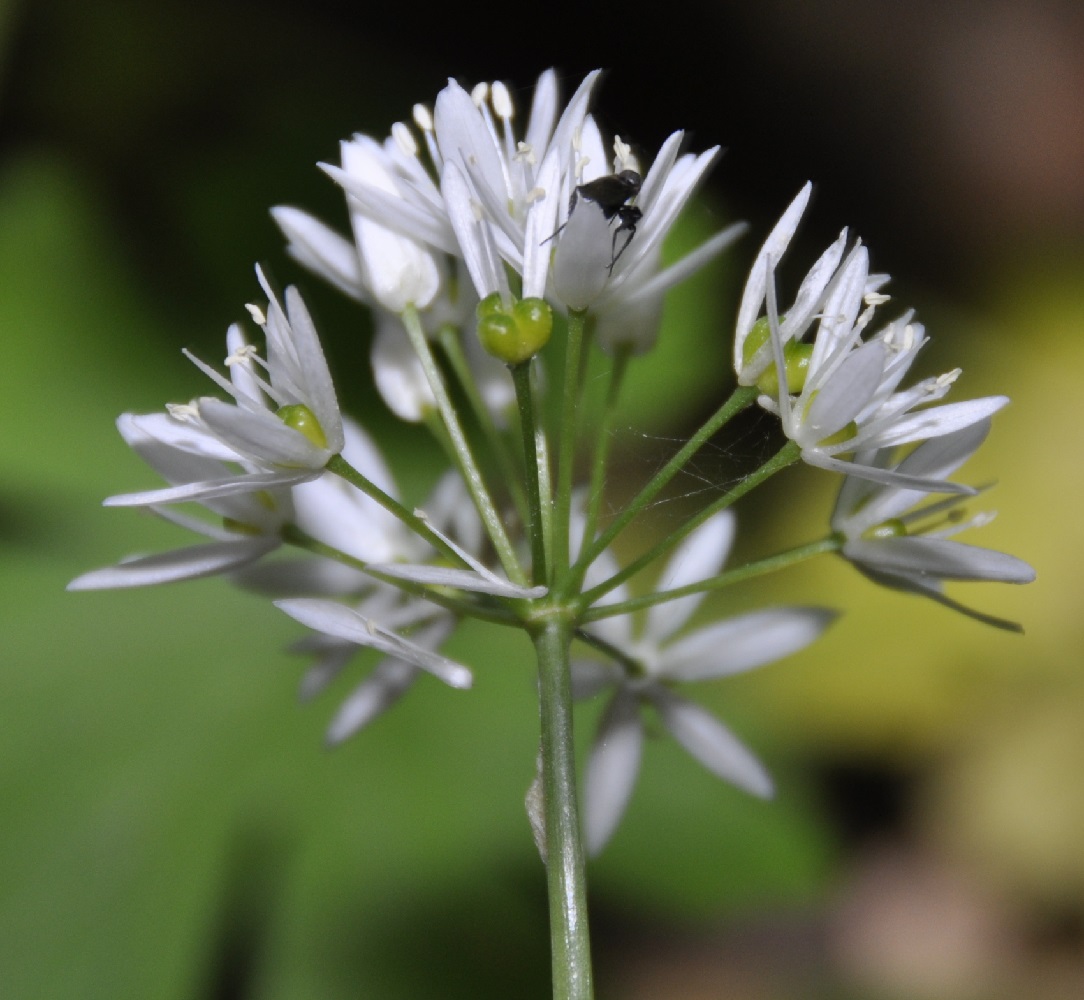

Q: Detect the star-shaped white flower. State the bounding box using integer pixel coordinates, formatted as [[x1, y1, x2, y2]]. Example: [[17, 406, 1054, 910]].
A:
[[553, 130, 740, 323], [176, 268, 343, 482], [734, 185, 1008, 492], [573, 509, 836, 854]]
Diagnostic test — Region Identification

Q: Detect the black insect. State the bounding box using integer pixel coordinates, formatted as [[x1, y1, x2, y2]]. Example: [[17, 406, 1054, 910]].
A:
[[546, 169, 643, 272]]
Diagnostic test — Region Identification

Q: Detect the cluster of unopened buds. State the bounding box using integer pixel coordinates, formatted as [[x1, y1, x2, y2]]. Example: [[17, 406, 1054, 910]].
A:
[[71, 69, 1034, 863]]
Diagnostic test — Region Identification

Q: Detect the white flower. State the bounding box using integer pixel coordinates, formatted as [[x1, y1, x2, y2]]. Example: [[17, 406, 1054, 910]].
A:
[[273, 135, 443, 314], [67, 413, 288, 590], [183, 268, 344, 477], [573, 509, 835, 854], [553, 131, 739, 323], [832, 419, 1035, 623], [734, 186, 1008, 492]]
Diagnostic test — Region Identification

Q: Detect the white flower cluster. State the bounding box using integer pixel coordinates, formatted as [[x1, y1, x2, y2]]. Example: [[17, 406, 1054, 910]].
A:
[[71, 69, 1033, 856]]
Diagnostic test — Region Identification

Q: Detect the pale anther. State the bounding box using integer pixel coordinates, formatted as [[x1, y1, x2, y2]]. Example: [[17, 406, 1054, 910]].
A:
[[166, 401, 200, 421], [245, 303, 266, 325], [490, 81, 513, 119], [525, 186, 546, 204], [470, 82, 488, 107], [936, 367, 963, 388], [225, 344, 260, 367], [412, 104, 433, 131], [514, 141, 536, 165]]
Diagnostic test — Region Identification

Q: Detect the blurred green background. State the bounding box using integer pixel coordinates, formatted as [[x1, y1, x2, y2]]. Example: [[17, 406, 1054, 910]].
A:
[[2, 1, 1083, 997]]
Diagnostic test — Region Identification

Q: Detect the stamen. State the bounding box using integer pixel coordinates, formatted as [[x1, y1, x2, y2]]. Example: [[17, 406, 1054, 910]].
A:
[[412, 103, 434, 132], [470, 82, 488, 107], [490, 80, 513, 120], [245, 303, 267, 325], [515, 141, 536, 165], [166, 401, 200, 422], [525, 186, 545, 204], [225, 344, 260, 367], [865, 291, 891, 307], [935, 367, 962, 389]]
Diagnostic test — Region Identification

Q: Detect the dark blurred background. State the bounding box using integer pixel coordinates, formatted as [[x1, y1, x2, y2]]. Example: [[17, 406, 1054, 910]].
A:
[[2, 1, 1082, 997]]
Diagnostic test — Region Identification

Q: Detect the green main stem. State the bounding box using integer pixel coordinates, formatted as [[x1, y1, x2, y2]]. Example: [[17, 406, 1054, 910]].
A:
[[533, 615, 593, 1000]]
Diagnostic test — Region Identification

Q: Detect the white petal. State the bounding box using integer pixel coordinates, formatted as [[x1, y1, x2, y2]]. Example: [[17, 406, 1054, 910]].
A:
[[802, 341, 886, 442], [67, 537, 278, 590], [341, 138, 442, 312], [271, 206, 365, 300], [198, 397, 331, 468], [370, 313, 435, 422], [521, 150, 562, 299], [367, 563, 547, 599], [777, 230, 849, 347], [325, 658, 420, 745], [844, 536, 1036, 583], [279, 286, 345, 453], [433, 79, 508, 208], [524, 68, 558, 155], [546, 70, 602, 166], [442, 161, 507, 300], [662, 607, 836, 681], [863, 396, 1009, 450], [274, 598, 473, 689], [103, 468, 316, 506], [119, 411, 242, 463], [552, 200, 614, 310], [734, 183, 812, 373], [320, 163, 458, 254], [803, 451, 975, 495], [650, 689, 773, 797], [834, 420, 991, 532], [646, 510, 736, 640], [584, 688, 644, 855]]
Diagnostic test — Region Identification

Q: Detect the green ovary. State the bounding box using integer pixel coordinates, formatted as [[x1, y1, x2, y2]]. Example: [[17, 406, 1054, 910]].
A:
[[277, 403, 328, 449], [476, 293, 553, 365]]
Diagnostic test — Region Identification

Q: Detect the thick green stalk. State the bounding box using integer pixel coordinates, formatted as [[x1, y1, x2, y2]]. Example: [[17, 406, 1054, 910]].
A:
[[532, 616, 594, 1000]]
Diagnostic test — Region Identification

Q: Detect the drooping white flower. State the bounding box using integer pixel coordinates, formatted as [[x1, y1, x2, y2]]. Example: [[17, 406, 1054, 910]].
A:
[[832, 419, 1035, 624], [67, 413, 289, 590], [734, 186, 1009, 492], [572, 508, 836, 854]]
